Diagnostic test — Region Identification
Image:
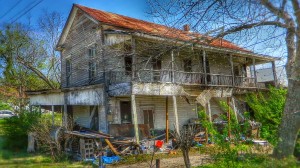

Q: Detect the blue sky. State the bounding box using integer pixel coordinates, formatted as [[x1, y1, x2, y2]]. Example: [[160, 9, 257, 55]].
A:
[[0, 0, 149, 25]]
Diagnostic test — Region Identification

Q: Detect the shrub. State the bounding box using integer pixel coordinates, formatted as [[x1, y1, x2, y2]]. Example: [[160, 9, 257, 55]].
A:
[[246, 87, 287, 145], [1, 110, 41, 150]]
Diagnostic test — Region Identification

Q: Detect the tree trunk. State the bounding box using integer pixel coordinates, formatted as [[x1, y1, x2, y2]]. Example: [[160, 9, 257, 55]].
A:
[[182, 149, 191, 168], [274, 79, 300, 158]]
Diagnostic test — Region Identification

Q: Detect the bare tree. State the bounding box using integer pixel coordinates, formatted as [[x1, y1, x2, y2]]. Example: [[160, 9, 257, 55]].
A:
[[148, 0, 300, 159]]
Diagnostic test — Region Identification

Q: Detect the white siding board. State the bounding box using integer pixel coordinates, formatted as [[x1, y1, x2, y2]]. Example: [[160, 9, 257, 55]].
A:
[[73, 106, 90, 128]]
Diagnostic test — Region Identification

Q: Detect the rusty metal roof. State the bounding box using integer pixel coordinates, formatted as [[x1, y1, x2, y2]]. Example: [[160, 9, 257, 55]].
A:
[[75, 4, 249, 52]]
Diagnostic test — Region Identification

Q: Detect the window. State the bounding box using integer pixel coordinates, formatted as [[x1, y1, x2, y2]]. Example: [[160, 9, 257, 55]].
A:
[[88, 45, 97, 81], [124, 56, 132, 75], [183, 59, 192, 72], [66, 59, 71, 86]]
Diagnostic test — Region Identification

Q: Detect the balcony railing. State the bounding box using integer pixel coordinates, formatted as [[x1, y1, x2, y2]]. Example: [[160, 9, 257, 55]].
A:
[[108, 70, 265, 88]]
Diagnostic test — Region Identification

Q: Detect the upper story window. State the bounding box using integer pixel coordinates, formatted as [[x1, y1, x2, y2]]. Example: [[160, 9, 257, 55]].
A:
[[88, 45, 97, 81], [66, 59, 71, 86], [124, 56, 132, 75], [183, 59, 192, 72]]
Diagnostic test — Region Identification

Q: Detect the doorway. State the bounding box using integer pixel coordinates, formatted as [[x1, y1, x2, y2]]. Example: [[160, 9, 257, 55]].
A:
[[143, 109, 154, 129], [120, 101, 132, 124]]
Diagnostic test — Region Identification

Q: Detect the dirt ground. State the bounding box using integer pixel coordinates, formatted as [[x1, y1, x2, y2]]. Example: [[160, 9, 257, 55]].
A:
[[107, 154, 211, 168]]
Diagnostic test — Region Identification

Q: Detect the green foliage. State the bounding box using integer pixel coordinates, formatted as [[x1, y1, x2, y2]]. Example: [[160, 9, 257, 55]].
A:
[[0, 101, 12, 111], [1, 110, 41, 150], [246, 87, 287, 145], [198, 106, 252, 167]]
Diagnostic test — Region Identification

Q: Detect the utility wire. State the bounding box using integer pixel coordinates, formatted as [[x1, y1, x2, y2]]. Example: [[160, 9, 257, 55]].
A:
[[0, 0, 22, 20], [10, 0, 43, 24]]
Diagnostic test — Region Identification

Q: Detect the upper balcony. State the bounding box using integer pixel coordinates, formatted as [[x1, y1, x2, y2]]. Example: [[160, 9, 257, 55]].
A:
[[108, 70, 267, 89]]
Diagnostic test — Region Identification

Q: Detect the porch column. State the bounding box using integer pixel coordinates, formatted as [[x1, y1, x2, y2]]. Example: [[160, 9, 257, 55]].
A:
[[63, 93, 68, 127], [51, 105, 55, 126], [166, 96, 169, 142], [252, 58, 257, 87], [131, 95, 139, 144], [171, 50, 175, 83], [172, 96, 180, 134], [231, 97, 238, 122], [230, 54, 235, 87], [203, 50, 207, 85], [131, 38, 136, 80], [271, 61, 278, 87], [207, 100, 212, 122], [227, 97, 231, 138], [99, 105, 108, 133]]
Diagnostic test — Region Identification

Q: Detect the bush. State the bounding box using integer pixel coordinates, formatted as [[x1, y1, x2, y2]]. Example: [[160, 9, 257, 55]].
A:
[[0, 102, 13, 111], [1, 110, 41, 150], [246, 87, 287, 145]]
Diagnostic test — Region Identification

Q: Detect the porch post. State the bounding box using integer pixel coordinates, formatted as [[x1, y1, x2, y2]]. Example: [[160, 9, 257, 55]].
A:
[[131, 94, 139, 144], [131, 37, 136, 80], [231, 97, 238, 122], [230, 54, 235, 86], [203, 50, 207, 85], [172, 96, 180, 134], [171, 50, 175, 83], [271, 61, 277, 87], [63, 93, 68, 127], [166, 96, 169, 142], [51, 105, 55, 126], [207, 100, 212, 122], [227, 97, 231, 138], [252, 58, 257, 87]]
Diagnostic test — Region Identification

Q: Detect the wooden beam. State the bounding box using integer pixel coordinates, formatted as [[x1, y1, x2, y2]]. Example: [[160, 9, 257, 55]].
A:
[[131, 95, 139, 144], [172, 96, 179, 134], [271, 61, 277, 87], [230, 54, 235, 86], [203, 50, 207, 85], [166, 96, 169, 142], [105, 138, 120, 155]]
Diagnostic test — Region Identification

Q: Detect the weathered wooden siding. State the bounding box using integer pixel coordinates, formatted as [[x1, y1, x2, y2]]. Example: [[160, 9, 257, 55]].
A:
[[30, 92, 64, 105], [61, 11, 102, 88], [72, 105, 90, 128], [66, 86, 104, 105], [109, 96, 198, 130]]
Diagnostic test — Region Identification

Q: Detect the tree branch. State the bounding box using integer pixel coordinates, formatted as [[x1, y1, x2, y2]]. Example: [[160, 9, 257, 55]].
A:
[[213, 21, 287, 40], [260, 0, 292, 23]]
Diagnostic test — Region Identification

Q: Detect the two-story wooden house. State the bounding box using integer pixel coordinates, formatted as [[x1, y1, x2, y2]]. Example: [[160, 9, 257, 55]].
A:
[[27, 4, 278, 143]]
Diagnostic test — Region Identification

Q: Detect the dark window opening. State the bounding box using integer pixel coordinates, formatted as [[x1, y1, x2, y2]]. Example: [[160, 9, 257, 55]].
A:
[[88, 46, 97, 82], [183, 59, 192, 72], [120, 101, 132, 124], [124, 56, 132, 75], [152, 58, 161, 81], [89, 62, 96, 82]]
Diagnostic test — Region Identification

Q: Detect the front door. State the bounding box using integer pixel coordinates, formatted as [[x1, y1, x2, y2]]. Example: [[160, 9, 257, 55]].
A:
[[120, 101, 132, 124], [143, 109, 154, 129]]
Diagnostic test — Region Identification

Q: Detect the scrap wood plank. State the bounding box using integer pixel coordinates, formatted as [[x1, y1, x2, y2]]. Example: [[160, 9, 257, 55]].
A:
[[105, 138, 120, 155]]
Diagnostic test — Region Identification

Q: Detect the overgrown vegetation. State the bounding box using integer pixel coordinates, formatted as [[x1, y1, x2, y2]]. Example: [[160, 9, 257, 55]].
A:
[[1, 110, 41, 150], [246, 86, 287, 145]]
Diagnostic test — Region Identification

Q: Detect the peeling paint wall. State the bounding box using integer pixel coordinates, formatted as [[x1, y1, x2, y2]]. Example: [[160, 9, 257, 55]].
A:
[[66, 87, 104, 105], [30, 92, 64, 105], [132, 83, 186, 96]]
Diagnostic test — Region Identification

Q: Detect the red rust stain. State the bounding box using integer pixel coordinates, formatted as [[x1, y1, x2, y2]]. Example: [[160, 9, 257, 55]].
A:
[[75, 4, 249, 52]]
